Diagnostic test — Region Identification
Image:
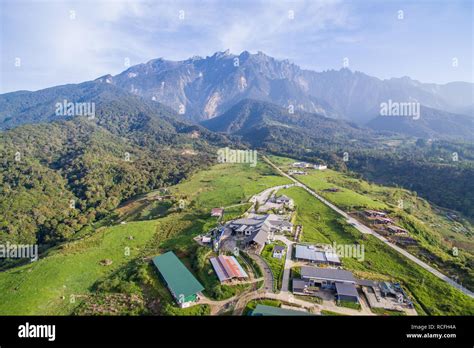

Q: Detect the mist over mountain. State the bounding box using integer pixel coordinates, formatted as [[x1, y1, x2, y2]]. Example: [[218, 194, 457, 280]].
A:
[[367, 105, 474, 141], [201, 98, 373, 148], [1, 50, 472, 141]]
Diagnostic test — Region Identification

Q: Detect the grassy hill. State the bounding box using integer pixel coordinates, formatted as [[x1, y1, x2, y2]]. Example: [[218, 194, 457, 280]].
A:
[[0, 159, 290, 315]]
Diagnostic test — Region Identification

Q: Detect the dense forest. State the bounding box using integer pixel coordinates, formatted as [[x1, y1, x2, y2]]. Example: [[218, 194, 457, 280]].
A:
[[0, 97, 229, 254]]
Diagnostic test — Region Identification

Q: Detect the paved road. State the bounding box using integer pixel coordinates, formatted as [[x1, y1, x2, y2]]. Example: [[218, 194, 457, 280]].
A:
[[249, 253, 275, 293], [263, 156, 474, 298]]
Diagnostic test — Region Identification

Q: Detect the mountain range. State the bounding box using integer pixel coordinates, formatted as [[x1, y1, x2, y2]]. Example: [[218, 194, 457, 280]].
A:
[[1, 50, 473, 141], [1, 50, 474, 250]]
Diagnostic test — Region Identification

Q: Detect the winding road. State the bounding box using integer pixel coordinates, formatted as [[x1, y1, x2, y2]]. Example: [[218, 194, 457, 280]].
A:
[[262, 155, 474, 298]]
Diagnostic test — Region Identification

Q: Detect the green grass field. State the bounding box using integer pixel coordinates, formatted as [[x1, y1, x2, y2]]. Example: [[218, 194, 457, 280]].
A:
[[169, 161, 290, 211], [0, 160, 289, 315], [0, 220, 158, 315]]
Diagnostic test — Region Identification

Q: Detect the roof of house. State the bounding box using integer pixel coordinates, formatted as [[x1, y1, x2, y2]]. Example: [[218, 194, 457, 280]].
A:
[[247, 229, 269, 245], [273, 245, 286, 253], [152, 251, 204, 298], [335, 282, 359, 298], [210, 255, 248, 282], [211, 208, 224, 216], [387, 225, 408, 232], [365, 210, 387, 216], [324, 251, 341, 264], [300, 266, 356, 283], [276, 195, 291, 202], [292, 279, 308, 290], [295, 245, 340, 264], [231, 217, 264, 226], [251, 304, 312, 316], [268, 219, 293, 228]]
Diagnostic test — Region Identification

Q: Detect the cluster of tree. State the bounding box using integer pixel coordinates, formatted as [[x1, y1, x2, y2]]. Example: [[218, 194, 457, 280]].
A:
[[251, 122, 474, 218], [0, 105, 222, 250]]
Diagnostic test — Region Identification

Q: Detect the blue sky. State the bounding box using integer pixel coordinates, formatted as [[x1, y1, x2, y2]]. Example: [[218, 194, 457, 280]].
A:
[[0, 0, 472, 93]]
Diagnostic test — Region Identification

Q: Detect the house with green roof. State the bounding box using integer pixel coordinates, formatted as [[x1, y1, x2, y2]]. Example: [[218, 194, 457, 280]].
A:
[[152, 251, 204, 308]]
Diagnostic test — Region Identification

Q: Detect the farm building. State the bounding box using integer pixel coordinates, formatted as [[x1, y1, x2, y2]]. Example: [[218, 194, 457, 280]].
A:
[[363, 210, 387, 218], [292, 279, 309, 295], [300, 266, 356, 289], [210, 255, 248, 283], [371, 217, 393, 225], [251, 304, 312, 316], [335, 282, 359, 303], [152, 251, 204, 308], [294, 244, 341, 265], [386, 225, 409, 236], [211, 208, 224, 217], [227, 214, 293, 253]]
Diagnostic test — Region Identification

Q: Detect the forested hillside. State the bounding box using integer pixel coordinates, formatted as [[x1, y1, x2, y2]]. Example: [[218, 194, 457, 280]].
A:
[[0, 97, 229, 256]]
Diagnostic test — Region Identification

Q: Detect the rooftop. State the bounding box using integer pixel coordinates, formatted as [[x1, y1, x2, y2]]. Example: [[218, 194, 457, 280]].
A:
[[295, 244, 341, 264], [335, 282, 359, 298], [210, 255, 248, 282], [246, 229, 269, 246], [152, 251, 204, 299], [273, 245, 286, 253], [292, 279, 308, 290], [301, 266, 356, 283]]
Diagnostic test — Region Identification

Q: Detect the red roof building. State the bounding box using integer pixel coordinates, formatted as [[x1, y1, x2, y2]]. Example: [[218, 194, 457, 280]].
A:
[[211, 208, 224, 217]]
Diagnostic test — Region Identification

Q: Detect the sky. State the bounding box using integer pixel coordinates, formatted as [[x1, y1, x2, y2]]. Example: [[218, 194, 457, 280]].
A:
[[0, 0, 472, 93]]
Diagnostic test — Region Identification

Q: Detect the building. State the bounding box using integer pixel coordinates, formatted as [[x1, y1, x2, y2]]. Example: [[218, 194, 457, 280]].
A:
[[211, 208, 224, 217], [288, 170, 307, 175], [292, 162, 312, 168], [272, 245, 286, 259], [274, 195, 294, 209], [201, 236, 212, 244], [210, 255, 248, 283], [228, 216, 266, 237], [363, 210, 387, 218], [152, 251, 204, 308], [300, 266, 356, 289], [386, 225, 408, 236], [292, 279, 309, 295], [264, 214, 293, 233], [359, 279, 414, 310], [294, 244, 341, 265], [335, 282, 359, 303], [258, 195, 294, 213], [251, 304, 312, 316], [227, 214, 293, 253], [313, 164, 327, 170], [245, 229, 270, 253], [372, 217, 393, 225]]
